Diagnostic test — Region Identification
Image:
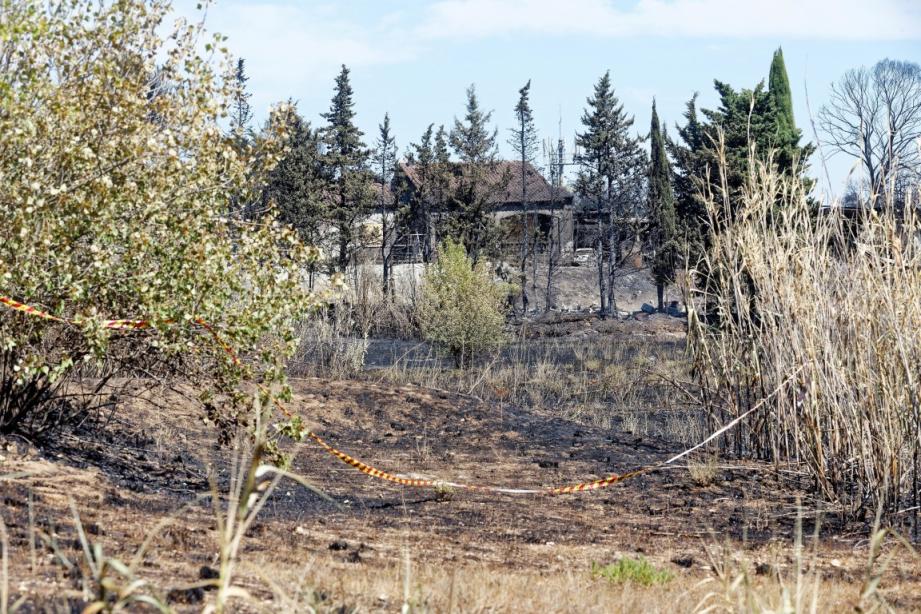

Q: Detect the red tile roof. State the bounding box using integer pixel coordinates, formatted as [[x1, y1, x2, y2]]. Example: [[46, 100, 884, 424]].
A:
[[399, 160, 572, 206]]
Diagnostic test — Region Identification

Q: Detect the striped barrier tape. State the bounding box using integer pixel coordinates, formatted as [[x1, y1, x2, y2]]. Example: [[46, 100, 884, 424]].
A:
[[0, 293, 798, 497]]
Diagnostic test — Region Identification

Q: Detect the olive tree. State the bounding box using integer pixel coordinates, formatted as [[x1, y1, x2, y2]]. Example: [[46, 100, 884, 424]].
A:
[[416, 240, 510, 367], [0, 0, 321, 438]]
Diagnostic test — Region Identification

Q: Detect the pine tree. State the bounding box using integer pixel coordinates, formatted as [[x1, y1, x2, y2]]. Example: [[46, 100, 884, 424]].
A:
[[668, 94, 709, 262], [375, 113, 398, 297], [229, 58, 254, 146], [701, 80, 775, 206], [648, 100, 677, 312], [228, 58, 254, 217], [508, 79, 540, 313], [262, 106, 328, 287], [320, 65, 373, 271], [448, 85, 508, 263], [575, 71, 646, 318], [433, 124, 452, 209], [405, 124, 436, 263]]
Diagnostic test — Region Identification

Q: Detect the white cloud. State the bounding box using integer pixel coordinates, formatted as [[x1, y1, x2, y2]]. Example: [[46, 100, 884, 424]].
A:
[[416, 0, 921, 41], [169, 2, 418, 114], [203, 3, 417, 78]]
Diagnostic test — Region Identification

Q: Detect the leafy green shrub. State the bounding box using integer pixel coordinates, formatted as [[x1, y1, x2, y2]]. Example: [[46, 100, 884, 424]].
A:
[[416, 240, 510, 367], [591, 558, 673, 586], [0, 0, 320, 436]]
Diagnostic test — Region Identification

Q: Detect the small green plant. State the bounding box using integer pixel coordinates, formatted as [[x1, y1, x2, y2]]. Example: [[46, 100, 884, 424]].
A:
[[591, 557, 673, 586], [416, 239, 511, 367]]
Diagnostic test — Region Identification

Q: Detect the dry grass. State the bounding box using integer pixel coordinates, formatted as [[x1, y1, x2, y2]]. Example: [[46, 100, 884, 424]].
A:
[[687, 454, 721, 487], [234, 531, 913, 614], [368, 334, 702, 445], [687, 149, 921, 527]]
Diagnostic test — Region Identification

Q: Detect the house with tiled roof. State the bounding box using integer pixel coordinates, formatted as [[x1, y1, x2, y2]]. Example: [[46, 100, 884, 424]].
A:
[[394, 160, 576, 258]]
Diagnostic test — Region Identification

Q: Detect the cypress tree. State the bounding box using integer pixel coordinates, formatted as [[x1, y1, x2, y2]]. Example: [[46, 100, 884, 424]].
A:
[[767, 47, 814, 181], [768, 48, 795, 139], [648, 100, 677, 312], [320, 65, 373, 272]]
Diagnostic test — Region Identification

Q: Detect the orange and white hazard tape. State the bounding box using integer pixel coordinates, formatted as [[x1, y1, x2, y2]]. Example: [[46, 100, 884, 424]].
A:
[[0, 293, 798, 497]]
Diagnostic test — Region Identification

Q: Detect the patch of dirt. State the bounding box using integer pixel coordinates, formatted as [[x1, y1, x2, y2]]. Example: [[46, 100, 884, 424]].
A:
[[2, 374, 919, 611]]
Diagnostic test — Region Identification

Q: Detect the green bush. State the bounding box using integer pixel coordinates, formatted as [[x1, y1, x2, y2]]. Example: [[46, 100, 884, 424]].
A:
[[0, 0, 320, 436], [416, 240, 510, 367], [591, 558, 673, 586]]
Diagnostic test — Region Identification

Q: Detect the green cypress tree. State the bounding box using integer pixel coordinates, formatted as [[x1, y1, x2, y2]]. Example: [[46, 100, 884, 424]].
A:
[[768, 48, 795, 139], [320, 64, 373, 271], [648, 100, 677, 312], [767, 47, 814, 182]]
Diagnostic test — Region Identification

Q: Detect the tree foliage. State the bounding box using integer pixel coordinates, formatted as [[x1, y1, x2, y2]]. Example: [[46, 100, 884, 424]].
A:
[[230, 57, 254, 147], [648, 101, 677, 311], [320, 65, 374, 271], [668, 94, 709, 260], [575, 71, 647, 317], [0, 0, 319, 435], [672, 51, 813, 229], [416, 240, 509, 367], [447, 85, 509, 263], [263, 106, 328, 255]]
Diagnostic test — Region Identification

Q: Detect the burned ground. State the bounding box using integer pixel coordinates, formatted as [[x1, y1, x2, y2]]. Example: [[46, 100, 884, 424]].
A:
[[4, 359, 921, 611]]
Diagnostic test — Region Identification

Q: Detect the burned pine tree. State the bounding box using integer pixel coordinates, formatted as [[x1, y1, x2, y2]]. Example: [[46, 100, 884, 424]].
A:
[[575, 71, 647, 318], [374, 113, 398, 298], [508, 80, 540, 313], [448, 85, 510, 264]]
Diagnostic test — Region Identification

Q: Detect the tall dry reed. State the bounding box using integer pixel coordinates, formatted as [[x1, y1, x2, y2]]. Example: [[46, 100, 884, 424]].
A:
[[688, 152, 921, 527]]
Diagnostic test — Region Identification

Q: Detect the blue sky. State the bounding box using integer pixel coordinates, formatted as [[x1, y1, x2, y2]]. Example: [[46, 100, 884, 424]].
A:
[[177, 0, 921, 198]]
